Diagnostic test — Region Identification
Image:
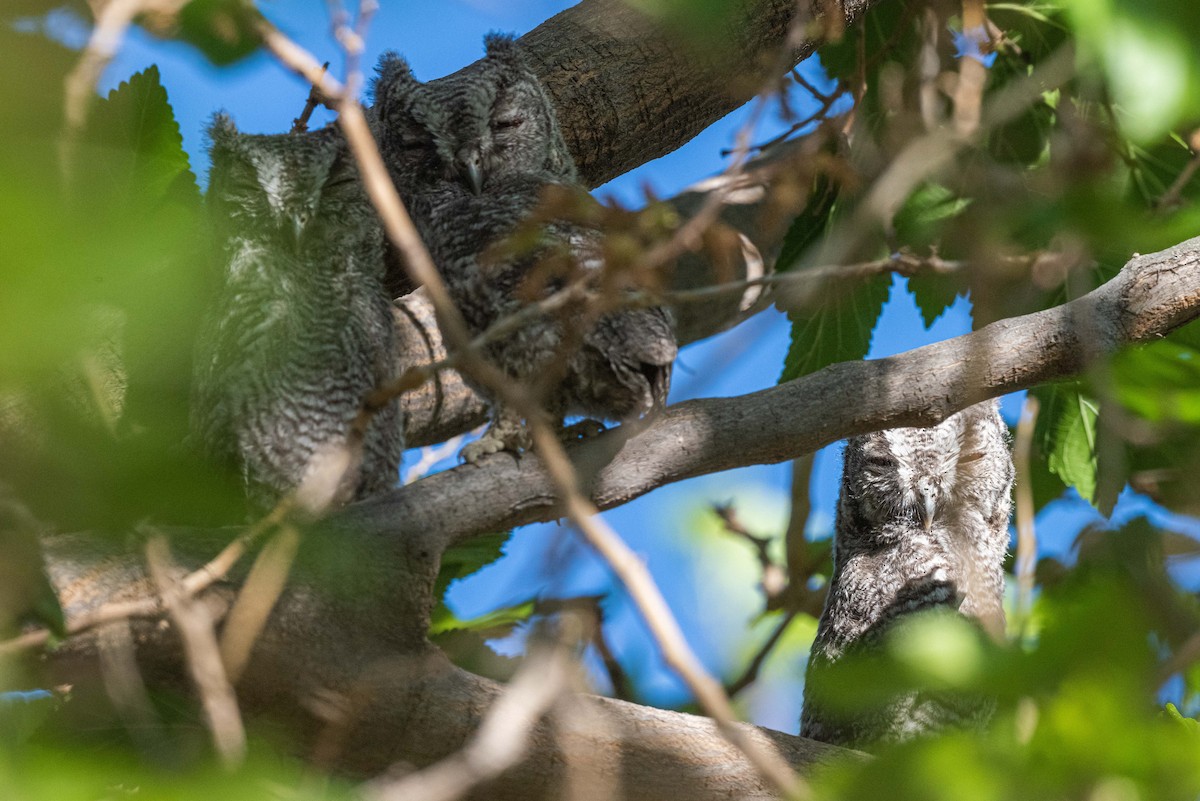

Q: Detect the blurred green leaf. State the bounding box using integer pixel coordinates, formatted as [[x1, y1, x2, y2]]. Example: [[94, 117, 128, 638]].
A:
[[1062, 0, 1200, 142], [173, 0, 264, 66]]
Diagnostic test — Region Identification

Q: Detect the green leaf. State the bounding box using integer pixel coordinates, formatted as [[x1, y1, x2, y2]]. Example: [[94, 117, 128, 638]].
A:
[[1062, 0, 1200, 142], [907, 271, 967, 328], [778, 270, 891, 382], [174, 0, 264, 66], [1033, 383, 1099, 506], [430, 599, 536, 638], [87, 65, 199, 205], [775, 168, 841, 273], [890, 184, 974, 327], [429, 532, 522, 635]]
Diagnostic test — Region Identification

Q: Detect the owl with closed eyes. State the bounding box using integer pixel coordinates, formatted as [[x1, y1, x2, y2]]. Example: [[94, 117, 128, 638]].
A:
[[800, 400, 1013, 749], [191, 116, 403, 510], [373, 35, 675, 462]]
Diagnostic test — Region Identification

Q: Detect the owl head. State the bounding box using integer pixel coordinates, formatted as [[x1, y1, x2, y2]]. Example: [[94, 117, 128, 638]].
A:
[[206, 115, 362, 254], [373, 34, 576, 196], [842, 401, 1010, 536]]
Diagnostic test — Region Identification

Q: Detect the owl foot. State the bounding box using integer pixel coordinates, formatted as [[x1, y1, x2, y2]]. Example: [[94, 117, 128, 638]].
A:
[[461, 411, 532, 464], [559, 419, 607, 442]]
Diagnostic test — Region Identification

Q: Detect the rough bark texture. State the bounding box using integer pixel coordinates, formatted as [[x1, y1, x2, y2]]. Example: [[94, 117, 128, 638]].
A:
[[518, 0, 873, 187]]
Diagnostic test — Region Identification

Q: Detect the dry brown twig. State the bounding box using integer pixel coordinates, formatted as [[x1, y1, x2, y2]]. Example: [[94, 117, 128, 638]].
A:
[[714, 503, 788, 603], [144, 531, 246, 768], [364, 623, 580, 801], [0, 495, 296, 658], [1012, 395, 1040, 632]]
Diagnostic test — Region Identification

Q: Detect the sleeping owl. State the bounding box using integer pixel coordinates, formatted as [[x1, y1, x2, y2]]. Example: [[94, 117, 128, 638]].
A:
[[800, 400, 1013, 749], [192, 116, 403, 510], [373, 35, 676, 462]]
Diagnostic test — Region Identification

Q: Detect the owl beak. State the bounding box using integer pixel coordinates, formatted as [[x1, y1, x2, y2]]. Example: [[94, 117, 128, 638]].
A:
[[919, 490, 936, 532], [291, 215, 305, 248], [456, 148, 484, 195]]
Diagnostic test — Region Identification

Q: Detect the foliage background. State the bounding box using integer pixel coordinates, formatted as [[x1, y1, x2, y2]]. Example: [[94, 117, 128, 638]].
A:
[[3, 0, 1200, 798]]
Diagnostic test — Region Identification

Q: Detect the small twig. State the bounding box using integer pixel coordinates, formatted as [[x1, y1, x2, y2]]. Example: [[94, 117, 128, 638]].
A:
[[0, 495, 294, 657], [145, 532, 246, 768], [1156, 130, 1200, 212], [1012, 395, 1039, 632], [713, 503, 787, 603], [727, 609, 799, 697], [784, 454, 816, 591], [291, 62, 331, 133], [953, 0, 990, 137], [218, 522, 302, 683], [723, 84, 849, 156], [364, 638, 575, 801], [404, 434, 470, 484]]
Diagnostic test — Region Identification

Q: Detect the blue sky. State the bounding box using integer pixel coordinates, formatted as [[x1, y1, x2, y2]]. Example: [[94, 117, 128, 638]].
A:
[[67, 0, 1198, 729]]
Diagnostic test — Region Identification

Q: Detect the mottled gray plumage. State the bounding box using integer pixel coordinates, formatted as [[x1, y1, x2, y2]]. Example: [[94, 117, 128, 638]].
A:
[[800, 400, 1013, 749], [191, 116, 402, 509], [373, 35, 675, 461]]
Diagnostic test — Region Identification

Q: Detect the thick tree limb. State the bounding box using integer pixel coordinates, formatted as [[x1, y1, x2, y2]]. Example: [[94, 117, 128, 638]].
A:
[[358, 237, 1200, 546], [517, 0, 879, 187]]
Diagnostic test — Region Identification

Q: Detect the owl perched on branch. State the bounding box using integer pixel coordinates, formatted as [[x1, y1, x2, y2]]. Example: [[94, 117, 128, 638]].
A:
[[373, 35, 676, 463], [800, 400, 1014, 749], [191, 117, 403, 510]]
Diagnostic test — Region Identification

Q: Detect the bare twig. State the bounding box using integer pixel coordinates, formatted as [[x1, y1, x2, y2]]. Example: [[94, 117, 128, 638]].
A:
[[404, 434, 470, 484], [1012, 395, 1039, 632], [784, 454, 816, 590], [0, 496, 294, 657], [364, 638, 575, 801], [291, 62, 331, 133], [145, 532, 246, 768], [218, 523, 302, 683], [1156, 130, 1200, 211], [727, 609, 799, 697], [714, 503, 787, 603], [953, 0, 990, 137]]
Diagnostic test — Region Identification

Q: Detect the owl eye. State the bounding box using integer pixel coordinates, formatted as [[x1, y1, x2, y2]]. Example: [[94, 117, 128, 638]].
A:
[[958, 450, 985, 465], [493, 116, 525, 131], [864, 454, 895, 471]]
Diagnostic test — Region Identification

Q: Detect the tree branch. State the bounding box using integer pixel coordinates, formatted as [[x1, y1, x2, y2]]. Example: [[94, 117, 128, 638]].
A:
[[354, 236, 1200, 547], [517, 0, 881, 186]]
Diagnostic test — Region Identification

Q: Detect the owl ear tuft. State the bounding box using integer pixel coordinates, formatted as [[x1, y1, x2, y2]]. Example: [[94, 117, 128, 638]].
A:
[[372, 51, 418, 105], [207, 112, 240, 151], [483, 32, 527, 70]]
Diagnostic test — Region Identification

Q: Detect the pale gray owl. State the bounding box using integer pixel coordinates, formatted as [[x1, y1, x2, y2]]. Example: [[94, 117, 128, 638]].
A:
[[373, 35, 676, 462], [191, 116, 403, 510], [800, 400, 1013, 749]]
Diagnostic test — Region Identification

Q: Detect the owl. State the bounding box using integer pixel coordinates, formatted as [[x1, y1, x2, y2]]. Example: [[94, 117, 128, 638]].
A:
[[799, 400, 1013, 749], [372, 36, 676, 462], [191, 116, 403, 510]]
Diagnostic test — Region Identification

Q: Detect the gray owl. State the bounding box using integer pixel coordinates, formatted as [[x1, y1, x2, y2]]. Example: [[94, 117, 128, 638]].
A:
[[800, 400, 1013, 749], [372, 35, 676, 462], [191, 116, 403, 510]]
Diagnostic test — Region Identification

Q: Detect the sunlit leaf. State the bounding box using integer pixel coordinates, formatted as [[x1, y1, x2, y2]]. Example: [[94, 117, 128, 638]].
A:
[[1033, 383, 1099, 506]]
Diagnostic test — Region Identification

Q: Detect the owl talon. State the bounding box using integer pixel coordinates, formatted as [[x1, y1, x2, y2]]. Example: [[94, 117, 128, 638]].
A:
[[461, 413, 531, 464], [559, 419, 607, 442]]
